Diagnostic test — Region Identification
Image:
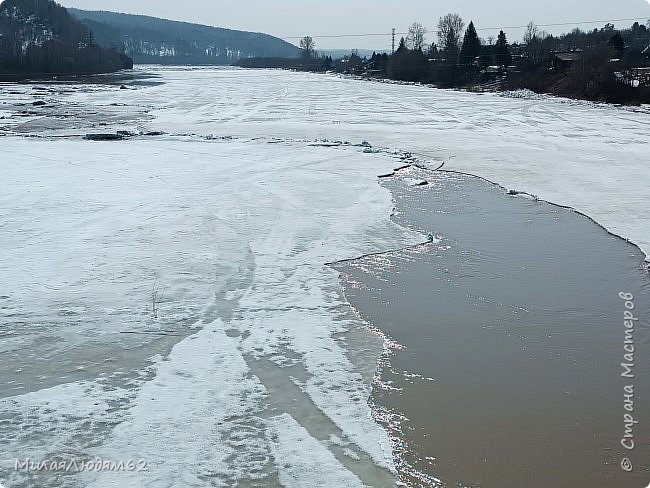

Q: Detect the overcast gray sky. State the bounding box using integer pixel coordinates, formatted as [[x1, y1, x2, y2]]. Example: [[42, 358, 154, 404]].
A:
[[59, 0, 650, 49]]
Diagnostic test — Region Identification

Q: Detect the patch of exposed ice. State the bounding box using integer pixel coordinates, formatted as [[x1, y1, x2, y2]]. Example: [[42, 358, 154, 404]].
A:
[[267, 414, 365, 488]]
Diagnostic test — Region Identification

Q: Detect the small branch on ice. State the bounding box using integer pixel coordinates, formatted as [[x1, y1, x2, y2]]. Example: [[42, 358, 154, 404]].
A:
[[151, 278, 166, 319], [507, 189, 539, 200], [432, 155, 455, 171], [326, 234, 440, 266]]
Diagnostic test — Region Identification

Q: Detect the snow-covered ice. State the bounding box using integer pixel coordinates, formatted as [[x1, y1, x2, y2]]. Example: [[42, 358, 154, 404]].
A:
[[1, 135, 416, 486], [1, 67, 648, 487], [99, 67, 647, 260]]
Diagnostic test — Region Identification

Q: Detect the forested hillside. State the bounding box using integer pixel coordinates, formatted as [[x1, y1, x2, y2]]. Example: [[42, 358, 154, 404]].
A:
[[0, 0, 132, 77], [68, 9, 300, 64]]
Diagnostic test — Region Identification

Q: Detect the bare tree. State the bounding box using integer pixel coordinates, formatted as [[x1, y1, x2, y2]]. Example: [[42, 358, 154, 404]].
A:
[[523, 22, 548, 65], [523, 22, 539, 45], [437, 13, 465, 53], [299, 36, 315, 59], [406, 22, 427, 51]]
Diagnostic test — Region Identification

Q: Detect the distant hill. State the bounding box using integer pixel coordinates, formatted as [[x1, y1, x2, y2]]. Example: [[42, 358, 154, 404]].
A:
[[68, 9, 301, 65], [319, 49, 389, 60], [0, 0, 132, 77]]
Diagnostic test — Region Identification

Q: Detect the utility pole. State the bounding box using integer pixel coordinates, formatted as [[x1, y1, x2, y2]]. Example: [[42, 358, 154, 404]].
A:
[[392, 28, 396, 54]]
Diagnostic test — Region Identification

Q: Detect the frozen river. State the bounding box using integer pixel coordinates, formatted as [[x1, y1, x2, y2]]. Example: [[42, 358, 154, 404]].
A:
[[1, 67, 649, 487]]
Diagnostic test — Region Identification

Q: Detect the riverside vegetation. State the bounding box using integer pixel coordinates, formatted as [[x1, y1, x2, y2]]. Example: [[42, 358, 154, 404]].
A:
[[239, 15, 650, 105]]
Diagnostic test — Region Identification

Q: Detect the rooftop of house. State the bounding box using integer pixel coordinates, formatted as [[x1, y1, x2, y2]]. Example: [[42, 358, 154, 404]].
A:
[[553, 52, 583, 62]]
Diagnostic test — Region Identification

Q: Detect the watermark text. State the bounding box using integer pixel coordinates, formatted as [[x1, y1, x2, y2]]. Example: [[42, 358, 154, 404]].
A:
[[619, 291, 640, 472], [15, 457, 149, 473]]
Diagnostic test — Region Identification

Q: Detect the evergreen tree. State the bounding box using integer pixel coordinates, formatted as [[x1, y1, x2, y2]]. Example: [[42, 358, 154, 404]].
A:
[[608, 33, 625, 51], [348, 50, 363, 72], [460, 21, 481, 65], [387, 47, 428, 81], [444, 27, 459, 64], [495, 30, 511, 67], [397, 37, 407, 52]]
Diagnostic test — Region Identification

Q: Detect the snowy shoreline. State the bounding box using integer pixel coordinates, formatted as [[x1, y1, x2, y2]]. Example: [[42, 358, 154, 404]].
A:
[[328, 71, 650, 111]]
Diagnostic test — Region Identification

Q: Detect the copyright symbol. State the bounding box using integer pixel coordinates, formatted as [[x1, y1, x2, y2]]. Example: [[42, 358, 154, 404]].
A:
[[621, 457, 633, 472]]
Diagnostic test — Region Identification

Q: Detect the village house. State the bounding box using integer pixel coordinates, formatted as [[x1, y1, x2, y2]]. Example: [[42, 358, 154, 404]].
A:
[[551, 50, 583, 69]]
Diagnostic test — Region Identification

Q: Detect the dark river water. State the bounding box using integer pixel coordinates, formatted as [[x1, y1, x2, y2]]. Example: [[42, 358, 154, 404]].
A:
[[334, 169, 650, 488]]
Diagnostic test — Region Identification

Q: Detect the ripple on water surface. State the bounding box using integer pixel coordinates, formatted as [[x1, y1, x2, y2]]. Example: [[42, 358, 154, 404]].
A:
[[335, 170, 650, 488]]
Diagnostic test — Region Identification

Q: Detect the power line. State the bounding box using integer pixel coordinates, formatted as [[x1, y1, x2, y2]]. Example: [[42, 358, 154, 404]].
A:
[[284, 33, 401, 39], [281, 16, 649, 40], [478, 17, 650, 31]]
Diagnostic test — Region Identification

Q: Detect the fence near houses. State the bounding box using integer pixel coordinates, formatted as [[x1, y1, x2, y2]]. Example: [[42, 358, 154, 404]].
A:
[[630, 67, 650, 86]]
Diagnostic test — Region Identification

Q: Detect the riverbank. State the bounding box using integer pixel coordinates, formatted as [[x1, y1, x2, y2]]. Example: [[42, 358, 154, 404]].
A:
[[237, 61, 650, 105]]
